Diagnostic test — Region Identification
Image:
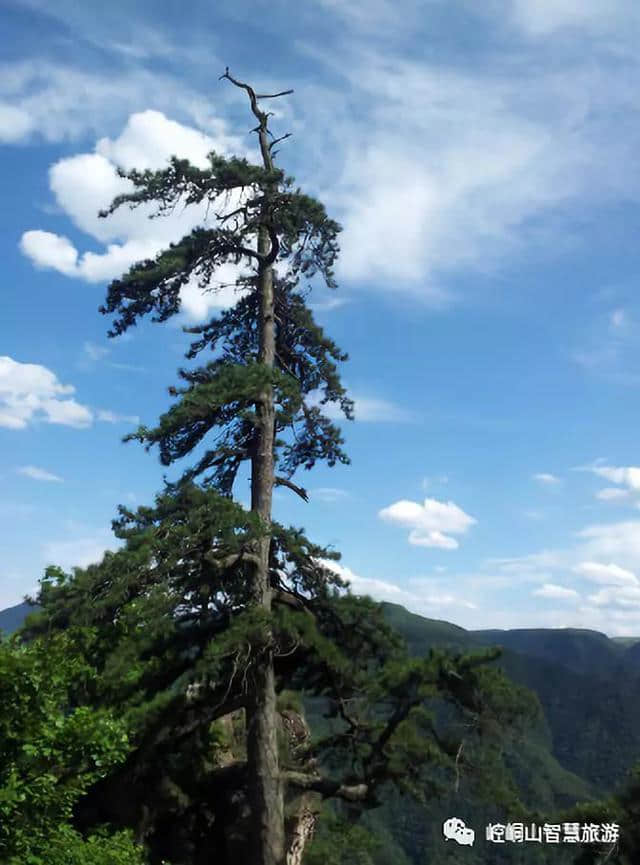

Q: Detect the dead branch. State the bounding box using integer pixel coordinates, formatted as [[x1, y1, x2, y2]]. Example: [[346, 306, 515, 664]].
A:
[[274, 476, 308, 501]]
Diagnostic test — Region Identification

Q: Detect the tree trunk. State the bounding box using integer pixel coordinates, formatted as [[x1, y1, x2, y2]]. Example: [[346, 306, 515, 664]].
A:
[[246, 190, 284, 863], [218, 69, 288, 865], [285, 794, 319, 865]]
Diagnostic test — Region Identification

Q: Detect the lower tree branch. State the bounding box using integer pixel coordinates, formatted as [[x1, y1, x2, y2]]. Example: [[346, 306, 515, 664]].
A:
[[284, 771, 370, 803], [205, 550, 262, 570], [274, 476, 308, 502]]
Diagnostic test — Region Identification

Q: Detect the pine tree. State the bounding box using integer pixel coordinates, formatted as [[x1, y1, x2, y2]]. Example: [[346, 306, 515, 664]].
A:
[[23, 70, 541, 865], [97, 68, 349, 863]]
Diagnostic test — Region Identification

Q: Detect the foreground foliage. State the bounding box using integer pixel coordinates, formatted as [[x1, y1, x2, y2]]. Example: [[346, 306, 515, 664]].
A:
[[0, 632, 147, 864]]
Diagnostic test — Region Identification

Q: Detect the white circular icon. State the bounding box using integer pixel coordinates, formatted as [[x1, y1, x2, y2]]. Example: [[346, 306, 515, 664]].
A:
[[443, 817, 475, 846]]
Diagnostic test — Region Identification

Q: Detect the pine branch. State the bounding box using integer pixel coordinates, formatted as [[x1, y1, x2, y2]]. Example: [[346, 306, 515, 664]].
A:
[[274, 476, 308, 501], [284, 771, 370, 803]]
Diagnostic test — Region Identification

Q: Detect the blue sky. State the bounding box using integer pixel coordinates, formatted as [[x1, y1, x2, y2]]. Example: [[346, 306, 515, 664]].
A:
[[3, 0, 640, 636]]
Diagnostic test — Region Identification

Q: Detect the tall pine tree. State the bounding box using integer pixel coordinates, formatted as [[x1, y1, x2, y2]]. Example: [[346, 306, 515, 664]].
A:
[[23, 70, 541, 865], [98, 68, 349, 863]]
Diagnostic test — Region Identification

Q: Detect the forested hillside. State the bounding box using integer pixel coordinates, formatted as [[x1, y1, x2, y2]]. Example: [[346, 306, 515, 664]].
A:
[[3, 598, 638, 864]]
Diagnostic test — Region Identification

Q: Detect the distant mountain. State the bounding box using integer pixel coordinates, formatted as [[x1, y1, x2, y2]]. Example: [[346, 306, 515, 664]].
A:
[[471, 626, 624, 678], [0, 601, 38, 635], [611, 636, 640, 648], [381, 602, 640, 792], [620, 638, 640, 667], [3, 598, 640, 863], [383, 602, 629, 678]]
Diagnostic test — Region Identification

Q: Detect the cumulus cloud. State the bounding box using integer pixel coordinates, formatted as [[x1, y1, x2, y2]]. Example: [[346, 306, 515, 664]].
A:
[[589, 464, 640, 491], [20, 111, 252, 323], [9, 0, 640, 309], [379, 497, 476, 549], [95, 110, 217, 171], [17, 466, 63, 482], [0, 356, 93, 429], [20, 231, 79, 276]]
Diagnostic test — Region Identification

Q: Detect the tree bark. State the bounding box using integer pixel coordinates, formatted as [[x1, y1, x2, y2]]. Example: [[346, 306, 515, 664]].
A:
[[285, 794, 318, 865], [247, 88, 284, 865], [219, 67, 292, 865]]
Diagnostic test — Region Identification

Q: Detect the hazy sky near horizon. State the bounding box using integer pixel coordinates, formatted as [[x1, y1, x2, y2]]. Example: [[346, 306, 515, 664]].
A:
[[3, 0, 640, 635]]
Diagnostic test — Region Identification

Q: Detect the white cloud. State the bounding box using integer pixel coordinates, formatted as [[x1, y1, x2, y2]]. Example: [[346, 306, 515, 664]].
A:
[[20, 111, 251, 323], [308, 296, 350, 312], [577, 521, 640, 567], [0, 59, 240, 147], [309, 389, 414, 423], [9, 3, 640, 311], [533, 472, 561, 485], [83, 341, 110, 361], [17, 466, 63, 483], [573, 561, 638, 586], [321, 560, 418, 605], [42, 535, 117, 571], [587, 585, 640, 608], [320, 559, 476, 612], [20, 231, 79, 276], [294, 26, 640, 304], [421, 474, 449, 491], [14, 30, 640, 311], [96, 410, 140, 425], [610, 308, 628, 329], [510, 0, 637, 37], [353, 396, 415, 422], [0, 103, 34, 143], [0, 356, 93, 430], [95, 110, 216, 171], [533, 582, 579, 600], [379, 497, 476, 549], [590, 464, 640, 491], [572, 308, 640, 383], [596, 487, 631, 501], [311, 487, 349, 503]]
